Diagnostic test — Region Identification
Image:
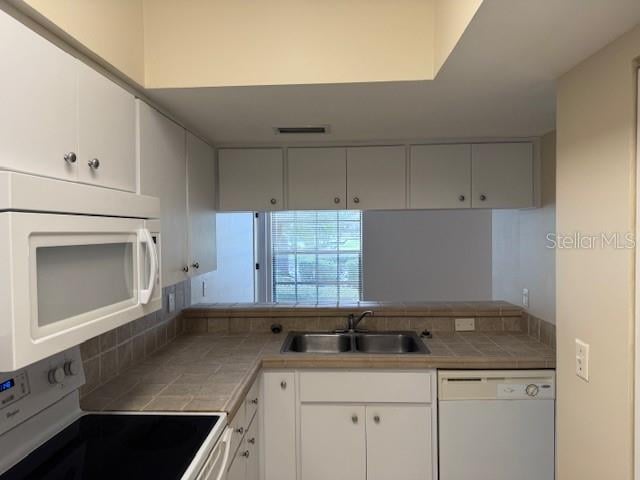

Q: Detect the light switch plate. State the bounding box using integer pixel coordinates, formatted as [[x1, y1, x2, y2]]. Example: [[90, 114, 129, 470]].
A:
[[575, 338, 590, 381], [168, 292, 176, 313], [455, 318, 475, 332]]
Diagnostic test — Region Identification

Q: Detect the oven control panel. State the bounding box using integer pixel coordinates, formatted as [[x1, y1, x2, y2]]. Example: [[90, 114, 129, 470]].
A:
[[0, 372, 30, 410], [0, 347, 84, 437]]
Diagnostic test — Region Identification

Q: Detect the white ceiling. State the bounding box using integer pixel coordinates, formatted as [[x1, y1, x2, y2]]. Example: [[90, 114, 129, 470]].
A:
[[147, 0, 640, 146]]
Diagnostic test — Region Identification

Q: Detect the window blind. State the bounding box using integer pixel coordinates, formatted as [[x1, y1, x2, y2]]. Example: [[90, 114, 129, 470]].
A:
[[269, 210, 362, 303]]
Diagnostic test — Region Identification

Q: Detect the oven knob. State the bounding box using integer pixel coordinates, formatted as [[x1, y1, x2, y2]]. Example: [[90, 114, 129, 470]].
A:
[[64, 360, 80, 376], [525, 384, 539, 397], [48, 367, 65, 385]]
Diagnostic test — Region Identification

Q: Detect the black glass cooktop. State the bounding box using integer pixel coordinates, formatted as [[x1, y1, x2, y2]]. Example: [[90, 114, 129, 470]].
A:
[[2, 413, 220, 480]]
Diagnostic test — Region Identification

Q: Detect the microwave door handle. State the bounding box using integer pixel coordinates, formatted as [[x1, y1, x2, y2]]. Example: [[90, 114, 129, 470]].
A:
[[139, 228, 158, 305]]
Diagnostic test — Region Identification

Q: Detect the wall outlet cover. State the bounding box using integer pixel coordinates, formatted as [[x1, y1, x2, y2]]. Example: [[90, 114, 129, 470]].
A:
[[455, 318, 475, 332], [575, 338, 590, 382], [168, 292, 176, 313]]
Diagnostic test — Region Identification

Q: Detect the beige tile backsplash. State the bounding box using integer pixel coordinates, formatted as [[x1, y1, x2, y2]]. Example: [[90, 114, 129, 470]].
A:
[[80, 279, 191, 397]]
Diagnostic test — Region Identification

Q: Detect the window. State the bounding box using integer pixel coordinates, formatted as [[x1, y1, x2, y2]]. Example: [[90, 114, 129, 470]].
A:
[[269, 211, 362, 303]]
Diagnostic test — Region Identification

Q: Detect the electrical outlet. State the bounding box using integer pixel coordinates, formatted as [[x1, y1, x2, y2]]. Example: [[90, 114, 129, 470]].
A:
[[575, 339, 590, 381], [522, 288, 529, 308], [455, 318, 475, 332], [168, 292, 176, 313]]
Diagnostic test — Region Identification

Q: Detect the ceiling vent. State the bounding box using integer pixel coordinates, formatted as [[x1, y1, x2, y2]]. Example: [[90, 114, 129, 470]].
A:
[[274, 125, 330, 135]]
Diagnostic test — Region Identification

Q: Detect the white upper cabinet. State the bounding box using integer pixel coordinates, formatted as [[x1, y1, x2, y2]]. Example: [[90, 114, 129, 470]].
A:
[[0, 11, 136, 192], [346, 146, 406, 210], [218, 149, 284, 211], [0, 11, 78, 182], [187, 132, 217, 276], [77, 62, 136, 192], [287, 148, 347, 210], [137, 101, 189, 286], [410, 144, 471, 208], [471, 142, 534, 208]]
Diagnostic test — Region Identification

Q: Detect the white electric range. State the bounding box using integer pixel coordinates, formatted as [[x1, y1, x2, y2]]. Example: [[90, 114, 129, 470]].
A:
[[0, 347, 232, 480]]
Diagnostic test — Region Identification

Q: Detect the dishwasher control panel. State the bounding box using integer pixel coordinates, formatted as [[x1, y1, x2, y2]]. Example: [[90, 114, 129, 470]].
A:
[[497, 382, 554, 399]]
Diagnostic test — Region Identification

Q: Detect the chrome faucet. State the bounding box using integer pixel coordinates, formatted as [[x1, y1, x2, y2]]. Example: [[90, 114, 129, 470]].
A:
[[347, 311, 373, 332]]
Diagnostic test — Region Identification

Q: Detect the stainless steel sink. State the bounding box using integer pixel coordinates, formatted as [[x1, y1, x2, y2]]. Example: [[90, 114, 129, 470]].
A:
[[281, 331, 429, 354], [354, 332, 428, 354]]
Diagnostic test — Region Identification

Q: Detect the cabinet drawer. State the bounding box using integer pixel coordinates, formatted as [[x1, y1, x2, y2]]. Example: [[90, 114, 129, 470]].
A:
[[299, 371, 433, 403], [245, 378, 260, 423]]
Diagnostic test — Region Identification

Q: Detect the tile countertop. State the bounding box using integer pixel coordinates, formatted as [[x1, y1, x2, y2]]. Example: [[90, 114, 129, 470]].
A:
[[183, 300, 523, 318], [80, 331, 555, 419]]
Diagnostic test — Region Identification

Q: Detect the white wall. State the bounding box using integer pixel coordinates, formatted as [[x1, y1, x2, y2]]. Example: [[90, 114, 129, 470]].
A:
[[362, 210, 493, 301], [492, 131, 556, 323], [191, 213, 255, 304]]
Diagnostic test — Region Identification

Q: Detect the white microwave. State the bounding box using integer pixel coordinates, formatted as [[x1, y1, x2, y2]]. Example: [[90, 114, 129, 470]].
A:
[[0, 172, 161, 371]]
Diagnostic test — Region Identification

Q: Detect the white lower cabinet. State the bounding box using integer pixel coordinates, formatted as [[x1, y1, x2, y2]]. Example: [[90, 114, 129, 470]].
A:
[[300, 405, 366, 480], [227, 377, 261, 480], [262, 370, 438, 480]]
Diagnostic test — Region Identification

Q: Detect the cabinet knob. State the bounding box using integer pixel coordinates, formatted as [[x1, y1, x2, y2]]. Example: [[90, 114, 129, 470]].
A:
[[479, 194, 487, 201], [235, 426, 244, 435], [353, 197, 360, 204], [351, 414, 358, 424], [270, 198, 277, 205], [182, 265, 189, 273], [191, 262, 200, 269], [334, 197, 341, 204], [241, 450, 250, 458], [249, 397, 258, 405], [248, 437, 256, 445], [63, 152, 77, 164], [88, 158, 100, 170], [373, 415, 381, 424], [458, 195, 465, 202], [280, 380, 287, 389]]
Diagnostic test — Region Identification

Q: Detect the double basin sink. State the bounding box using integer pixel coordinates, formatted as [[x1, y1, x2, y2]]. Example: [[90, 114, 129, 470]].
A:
[[281, 331, 430, 354]]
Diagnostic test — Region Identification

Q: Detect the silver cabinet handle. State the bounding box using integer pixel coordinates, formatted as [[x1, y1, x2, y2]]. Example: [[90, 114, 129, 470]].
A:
[[88, 158, 100, 170], [235, 426, 244, 434], [373, 415, 381, 424], [458, 195, 465, 202], [64, 152, 77, 164], [191, 262, 200, 269], [334, 197, 341, 204], [248, 437, 256, 444], [280, 380, 287, 389], [270, 198, 277, 205], [241, 450, 250, 458], [351, 414, 358, 424], [480, 194, 487, 201], [182, 265, 189, 273], [353, 197, 360, 204]]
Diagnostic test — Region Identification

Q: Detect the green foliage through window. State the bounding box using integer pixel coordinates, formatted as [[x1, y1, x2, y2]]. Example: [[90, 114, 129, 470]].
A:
[[270, 211, 362, 303]]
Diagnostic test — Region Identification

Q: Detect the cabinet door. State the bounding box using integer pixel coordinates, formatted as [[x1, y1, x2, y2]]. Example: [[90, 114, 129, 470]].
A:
[[245, 415, 259, 480], [300, 405, 366, 480], [137, 101, 188, 286], [471, 143, 534, 208], [262, 372, 296, 480], [288, 148, 347, 209], [78, 62, 136, 192], [0, 10, 78, 181], [366, 405, 433, 480], [226, 449, 247, 480], [346, 146, 406, 210], [410, 144, 471, 208], [187, 132, 217, 275], [218, 149, 283, 211]]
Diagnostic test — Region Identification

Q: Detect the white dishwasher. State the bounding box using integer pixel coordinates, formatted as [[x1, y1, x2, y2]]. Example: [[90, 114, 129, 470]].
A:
[[438, 370, 555, 480]]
